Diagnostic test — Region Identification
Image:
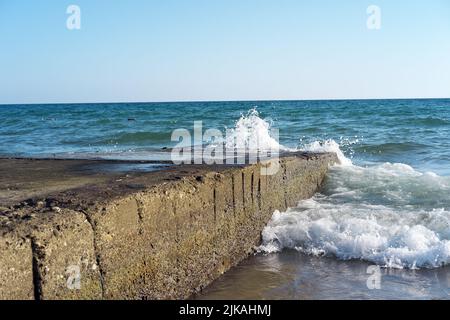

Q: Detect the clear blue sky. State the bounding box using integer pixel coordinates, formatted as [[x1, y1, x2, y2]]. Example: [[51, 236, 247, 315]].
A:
[[1, 0, 449, 104]]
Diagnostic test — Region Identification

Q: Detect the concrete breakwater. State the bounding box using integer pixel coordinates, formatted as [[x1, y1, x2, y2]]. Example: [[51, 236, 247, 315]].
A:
[[0, 152, 338, 300]]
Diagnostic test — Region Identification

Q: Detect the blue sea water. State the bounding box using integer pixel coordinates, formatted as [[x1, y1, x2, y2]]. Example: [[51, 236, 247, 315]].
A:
[[1, 99, 450, 175], [2, 99, 450, 298]]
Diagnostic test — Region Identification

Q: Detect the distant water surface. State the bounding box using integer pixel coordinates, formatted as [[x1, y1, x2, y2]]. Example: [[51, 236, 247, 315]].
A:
[[1, 99, 450, 175]]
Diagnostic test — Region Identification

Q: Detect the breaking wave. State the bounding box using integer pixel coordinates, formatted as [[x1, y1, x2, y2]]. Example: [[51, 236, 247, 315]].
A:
[[258, 141, 450, 269], [224, 108, 288, 152]]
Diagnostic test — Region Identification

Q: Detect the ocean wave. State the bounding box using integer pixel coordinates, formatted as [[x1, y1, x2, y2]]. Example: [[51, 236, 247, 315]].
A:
[[258, 203, 450, 269], [354, 142, 429, 155], [99, 131, 171, 145], [405, 117, 450, 127], [300, 139, 352, 166], [258, 141, 450, 269], [223, 108, 289, 152]]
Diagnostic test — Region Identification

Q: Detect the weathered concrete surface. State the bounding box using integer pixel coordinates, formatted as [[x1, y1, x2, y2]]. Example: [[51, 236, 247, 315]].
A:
[[0, 227, 34, 300], [0, 152, 338, 300]]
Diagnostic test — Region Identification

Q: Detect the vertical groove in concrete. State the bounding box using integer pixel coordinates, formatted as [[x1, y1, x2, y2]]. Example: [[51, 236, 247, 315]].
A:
[[213, 188, 217, 223], [136, 198, 144, 236], [174, 204, 179, 246], [251, 172, 254, 206], [80, 210, 105, 299], [174, 202, 181, 283], [257, 177, 262, 210], [231, 175, 236, 217], [30, 237, 42, 301], [241, 172, 245, 208], [282, 161, 289, 208]]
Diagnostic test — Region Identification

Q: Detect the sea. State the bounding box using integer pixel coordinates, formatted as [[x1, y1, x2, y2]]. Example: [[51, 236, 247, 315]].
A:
[[1, 99, 450, 299]]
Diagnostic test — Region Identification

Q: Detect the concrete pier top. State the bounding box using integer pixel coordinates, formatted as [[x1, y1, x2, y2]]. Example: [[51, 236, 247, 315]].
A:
[[0, 152, 338, 300]]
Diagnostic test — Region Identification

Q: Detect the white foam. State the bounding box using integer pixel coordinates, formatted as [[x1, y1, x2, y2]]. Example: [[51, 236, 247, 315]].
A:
[[300, 139, 352, 166], [259, 202, 450, 269], [225, 108, 288, 152], [258, 141, 450, 269]]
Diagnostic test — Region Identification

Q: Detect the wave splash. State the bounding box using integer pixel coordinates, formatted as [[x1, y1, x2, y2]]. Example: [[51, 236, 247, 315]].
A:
[[258, 141, 450, 269], [300, 139, 352, 166], [224, 108, 288, 152]]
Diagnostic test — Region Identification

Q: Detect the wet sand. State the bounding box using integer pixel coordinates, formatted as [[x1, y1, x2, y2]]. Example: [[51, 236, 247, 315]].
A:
[[195, 250, 450, 300]]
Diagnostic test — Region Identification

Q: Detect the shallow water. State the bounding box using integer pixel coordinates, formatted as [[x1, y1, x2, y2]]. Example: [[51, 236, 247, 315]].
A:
[[196, 250, 450, 300]]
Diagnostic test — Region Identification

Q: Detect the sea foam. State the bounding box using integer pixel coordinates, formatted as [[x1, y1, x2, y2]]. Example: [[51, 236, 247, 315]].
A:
[[224, 108, 288, 152], [300, 139, 352, 166], [258, 141, 450, 269]]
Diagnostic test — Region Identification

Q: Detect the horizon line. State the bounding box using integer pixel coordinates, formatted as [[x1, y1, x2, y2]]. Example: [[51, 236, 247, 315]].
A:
[[1, 96, 450, 106]]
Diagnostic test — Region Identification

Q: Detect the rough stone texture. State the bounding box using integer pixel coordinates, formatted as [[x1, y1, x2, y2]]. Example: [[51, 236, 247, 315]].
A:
[[0, 228, 34, 300], [0, 209, 102, 300], [0, 152, 338, 300], [29, 210, 103, 300]]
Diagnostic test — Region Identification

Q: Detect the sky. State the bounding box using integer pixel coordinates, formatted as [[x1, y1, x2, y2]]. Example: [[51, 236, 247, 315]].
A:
[[0, 0, 450, 104]]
